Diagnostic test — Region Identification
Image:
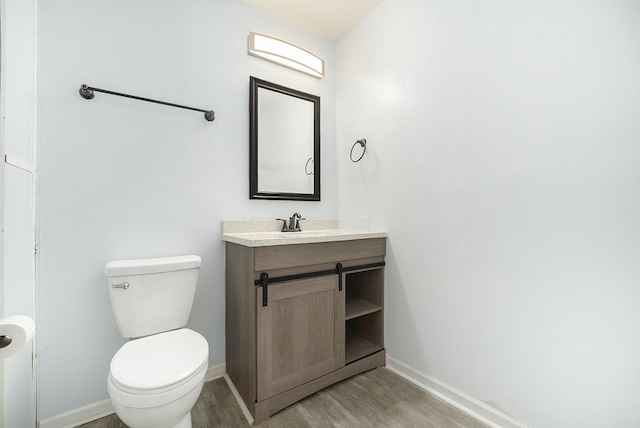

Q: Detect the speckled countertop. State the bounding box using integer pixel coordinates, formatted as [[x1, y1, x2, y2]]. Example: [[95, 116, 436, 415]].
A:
[[221, 219, 387, 247]]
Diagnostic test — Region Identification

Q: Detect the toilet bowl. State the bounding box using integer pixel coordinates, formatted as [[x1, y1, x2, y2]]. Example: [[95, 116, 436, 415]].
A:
[[108, 329, 208, 428], [105, 256, 208, 428]]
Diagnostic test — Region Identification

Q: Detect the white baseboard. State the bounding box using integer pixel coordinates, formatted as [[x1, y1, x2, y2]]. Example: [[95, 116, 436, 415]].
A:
[[224, 373, 254, 425], [38, 363, 226, 428], [386, 355, 530, 428], [205, 362, 226, 382], [38, 399, 115, 428]]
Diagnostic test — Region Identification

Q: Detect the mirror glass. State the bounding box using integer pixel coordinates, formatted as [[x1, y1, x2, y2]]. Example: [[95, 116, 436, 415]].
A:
[[250, 77, 320, 201]]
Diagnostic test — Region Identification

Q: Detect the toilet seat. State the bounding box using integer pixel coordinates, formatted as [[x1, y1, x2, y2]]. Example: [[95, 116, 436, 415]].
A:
[[108, 359, 207, 408], [109, 328, 208, 408]]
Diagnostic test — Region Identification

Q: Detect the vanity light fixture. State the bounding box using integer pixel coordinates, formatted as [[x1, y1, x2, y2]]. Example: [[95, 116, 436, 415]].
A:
[[248, 32, 325, 79]]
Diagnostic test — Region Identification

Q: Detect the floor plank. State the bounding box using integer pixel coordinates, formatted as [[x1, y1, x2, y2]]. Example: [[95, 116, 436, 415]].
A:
[[78, 368, 488, 427]]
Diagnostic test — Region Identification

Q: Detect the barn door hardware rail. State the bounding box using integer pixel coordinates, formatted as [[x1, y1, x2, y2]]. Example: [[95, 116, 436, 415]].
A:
[[255, 262, 385, 306], [78, 84, 215, 122]]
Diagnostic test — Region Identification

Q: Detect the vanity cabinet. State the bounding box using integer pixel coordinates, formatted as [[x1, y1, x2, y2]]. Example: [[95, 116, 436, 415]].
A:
[[225, 238, 386, 424]]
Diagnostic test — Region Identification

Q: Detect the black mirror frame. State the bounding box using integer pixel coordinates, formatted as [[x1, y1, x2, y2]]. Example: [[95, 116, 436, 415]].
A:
[[249, 76, 321, 201]]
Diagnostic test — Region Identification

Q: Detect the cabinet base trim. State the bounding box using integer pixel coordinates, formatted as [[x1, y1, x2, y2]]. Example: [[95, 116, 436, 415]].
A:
[[254, 351, 385, 425]]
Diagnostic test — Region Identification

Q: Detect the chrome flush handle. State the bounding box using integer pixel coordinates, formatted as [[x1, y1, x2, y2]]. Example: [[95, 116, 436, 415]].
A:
[[111, 282, 130, 289]]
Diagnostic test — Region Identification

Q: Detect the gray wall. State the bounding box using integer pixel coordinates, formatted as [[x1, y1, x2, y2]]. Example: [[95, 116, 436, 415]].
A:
[[336, 0, 640, 427], [36, 0, 337, 420]]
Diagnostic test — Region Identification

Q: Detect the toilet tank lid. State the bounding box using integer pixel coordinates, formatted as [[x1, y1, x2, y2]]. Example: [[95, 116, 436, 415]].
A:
[[105, 255, 201, 277]]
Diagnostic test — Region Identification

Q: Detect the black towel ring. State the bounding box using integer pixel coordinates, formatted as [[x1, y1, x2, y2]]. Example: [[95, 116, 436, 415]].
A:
[[350, 138, 367, 162], [305, 157, 314, 175]]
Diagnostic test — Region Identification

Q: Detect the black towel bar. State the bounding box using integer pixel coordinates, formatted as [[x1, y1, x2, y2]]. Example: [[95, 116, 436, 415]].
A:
[[79, 84, 215, 122]]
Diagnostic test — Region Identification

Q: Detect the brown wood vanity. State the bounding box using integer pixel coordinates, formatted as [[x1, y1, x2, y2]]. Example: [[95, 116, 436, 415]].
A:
[[224, 232, 386, 425]]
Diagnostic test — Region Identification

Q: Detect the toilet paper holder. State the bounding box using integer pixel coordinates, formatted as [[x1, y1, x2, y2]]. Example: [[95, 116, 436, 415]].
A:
[[0, 335, 11, 348], [0, 315, 36, 359]]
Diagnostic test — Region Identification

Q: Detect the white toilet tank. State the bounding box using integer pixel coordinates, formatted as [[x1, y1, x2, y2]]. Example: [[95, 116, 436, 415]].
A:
[[105, 255, 201, 339]]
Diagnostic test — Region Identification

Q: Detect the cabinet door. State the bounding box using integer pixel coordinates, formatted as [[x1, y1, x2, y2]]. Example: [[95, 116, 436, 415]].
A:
[[256, 275, 344, 401]]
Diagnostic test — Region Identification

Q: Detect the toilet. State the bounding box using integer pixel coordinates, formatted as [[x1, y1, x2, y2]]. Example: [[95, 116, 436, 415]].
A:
[[105, 255, 209, 428]]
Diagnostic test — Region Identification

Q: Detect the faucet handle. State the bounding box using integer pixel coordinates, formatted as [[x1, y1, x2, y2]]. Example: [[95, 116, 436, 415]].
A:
[[296, 217, 306, 231], [276, 218, 288, 232], [290, 215, 306, 232]]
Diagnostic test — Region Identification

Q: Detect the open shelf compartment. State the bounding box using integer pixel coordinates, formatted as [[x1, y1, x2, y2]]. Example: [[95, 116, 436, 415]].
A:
[[343, 266, 384, 365], [345, 311, 383, 364]]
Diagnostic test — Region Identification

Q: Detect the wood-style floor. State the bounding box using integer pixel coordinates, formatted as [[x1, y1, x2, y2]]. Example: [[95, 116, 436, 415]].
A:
[[78, 368, 488, 427]]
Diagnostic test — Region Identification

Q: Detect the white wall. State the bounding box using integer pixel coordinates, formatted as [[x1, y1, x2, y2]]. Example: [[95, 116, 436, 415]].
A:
[[2, 0, 37, 427], [37, 0, 337, 420], [336, 0, 640, 427]]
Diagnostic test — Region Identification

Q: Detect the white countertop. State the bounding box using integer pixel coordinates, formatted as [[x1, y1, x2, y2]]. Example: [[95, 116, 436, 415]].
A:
[[221, 219, 387, 247]]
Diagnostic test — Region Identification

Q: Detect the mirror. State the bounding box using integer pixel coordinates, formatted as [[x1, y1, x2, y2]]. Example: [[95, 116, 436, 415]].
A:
[[250, 77, 320, 201]]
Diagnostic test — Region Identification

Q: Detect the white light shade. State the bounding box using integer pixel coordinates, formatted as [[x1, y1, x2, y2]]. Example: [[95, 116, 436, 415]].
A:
[[248, 32, 324, 79]]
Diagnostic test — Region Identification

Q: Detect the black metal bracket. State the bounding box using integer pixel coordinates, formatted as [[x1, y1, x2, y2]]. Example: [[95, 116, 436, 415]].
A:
[[255, 261, 385, 306], [260, 272, 269, 307], [260, 272, 269, 306], [79, 84, 215, 122], [336, 263, 343, 291]]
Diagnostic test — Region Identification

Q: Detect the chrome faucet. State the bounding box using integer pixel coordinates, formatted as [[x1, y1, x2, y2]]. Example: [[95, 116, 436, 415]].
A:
[[276, 212, 305, 232]]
